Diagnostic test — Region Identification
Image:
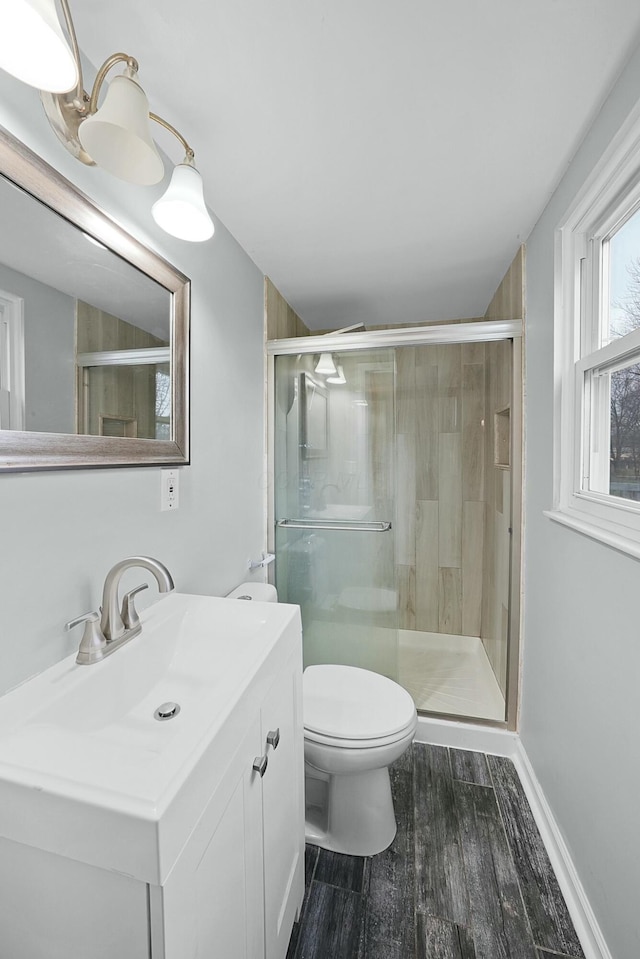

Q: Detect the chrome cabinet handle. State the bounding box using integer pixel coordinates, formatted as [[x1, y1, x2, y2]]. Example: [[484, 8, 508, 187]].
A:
[[253, 755, 268, 777], [266, 728, 280, 750]]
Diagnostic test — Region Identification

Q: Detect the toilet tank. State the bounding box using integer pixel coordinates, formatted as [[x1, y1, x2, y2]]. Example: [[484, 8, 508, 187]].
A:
[[226, 582, 278, 603]]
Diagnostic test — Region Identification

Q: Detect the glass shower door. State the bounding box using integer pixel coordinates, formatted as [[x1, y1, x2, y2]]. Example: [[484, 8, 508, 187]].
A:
[[274, 349, 398, 680]]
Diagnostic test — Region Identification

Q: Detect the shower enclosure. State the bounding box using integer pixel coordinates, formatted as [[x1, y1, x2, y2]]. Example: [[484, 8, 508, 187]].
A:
[[268, 321, 522, 727]]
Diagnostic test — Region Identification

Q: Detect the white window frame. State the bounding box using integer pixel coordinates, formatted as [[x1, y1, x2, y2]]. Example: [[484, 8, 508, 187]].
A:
[[0, 289, 25, 431], [548, 101, 640, 558]]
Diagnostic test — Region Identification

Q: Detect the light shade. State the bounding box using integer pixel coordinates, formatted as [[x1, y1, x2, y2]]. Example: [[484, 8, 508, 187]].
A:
[[152, 163, 215, 242], [0, 0, 78, 93], [327, 364, 346, 384], [315, 353, 338, 376], [78, 74, 164, 185]]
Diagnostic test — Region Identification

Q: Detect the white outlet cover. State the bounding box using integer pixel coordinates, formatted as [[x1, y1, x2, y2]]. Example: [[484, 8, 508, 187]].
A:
[[161, 469, 179, 511]]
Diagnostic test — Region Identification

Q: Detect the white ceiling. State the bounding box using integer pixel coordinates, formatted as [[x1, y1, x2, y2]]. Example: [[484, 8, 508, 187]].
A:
[[69, 1, 640, 330]]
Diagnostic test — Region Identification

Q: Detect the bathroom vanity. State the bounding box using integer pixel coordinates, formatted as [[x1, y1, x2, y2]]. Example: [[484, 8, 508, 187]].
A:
[[0, 593, 305, 959]]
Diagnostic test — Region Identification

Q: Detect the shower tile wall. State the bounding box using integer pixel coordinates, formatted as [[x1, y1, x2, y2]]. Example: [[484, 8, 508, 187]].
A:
[[395, 343, 486, 637], [481, 341, 513, 695], [480, 244, 523, 697], [265, 276, 310, 339]]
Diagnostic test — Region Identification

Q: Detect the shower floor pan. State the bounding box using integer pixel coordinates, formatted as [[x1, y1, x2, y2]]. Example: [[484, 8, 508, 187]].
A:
[[398, 630, 505, 722]]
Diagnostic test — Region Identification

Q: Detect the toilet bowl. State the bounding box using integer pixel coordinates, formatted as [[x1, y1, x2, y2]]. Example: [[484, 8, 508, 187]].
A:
[[303, 664, 417, 856], [226, 583, 417, 857]]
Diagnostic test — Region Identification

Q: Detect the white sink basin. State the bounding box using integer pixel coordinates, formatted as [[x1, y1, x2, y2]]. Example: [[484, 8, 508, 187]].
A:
[[0, 592, 301, 883]]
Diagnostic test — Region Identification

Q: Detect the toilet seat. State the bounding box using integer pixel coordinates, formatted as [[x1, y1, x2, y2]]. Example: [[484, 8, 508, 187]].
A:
[[303, 664, 416, 745], [304, 721, 416, 750]]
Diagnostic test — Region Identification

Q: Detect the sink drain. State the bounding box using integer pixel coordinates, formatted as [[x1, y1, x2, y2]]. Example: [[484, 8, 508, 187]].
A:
[[154, 702, 181, 721]]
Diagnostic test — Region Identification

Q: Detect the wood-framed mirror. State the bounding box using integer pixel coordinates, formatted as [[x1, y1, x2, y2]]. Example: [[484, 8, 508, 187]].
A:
[[0, 124, 189, 472]]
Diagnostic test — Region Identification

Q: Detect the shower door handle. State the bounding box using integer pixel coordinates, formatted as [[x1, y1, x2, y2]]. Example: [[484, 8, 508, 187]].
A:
[[276, 519, 392, 532]]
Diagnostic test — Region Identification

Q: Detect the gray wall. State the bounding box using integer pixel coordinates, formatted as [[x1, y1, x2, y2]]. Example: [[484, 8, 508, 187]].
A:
[[0, 73, 265, 695], [523, 38, 640, 959], [0, 263, 75, 433]]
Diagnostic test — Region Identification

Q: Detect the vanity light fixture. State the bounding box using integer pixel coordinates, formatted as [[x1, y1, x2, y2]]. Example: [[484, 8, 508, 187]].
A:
[[0, 0, 214, 242], [0, 0, 78, 93], [314, 353, 338, 376]]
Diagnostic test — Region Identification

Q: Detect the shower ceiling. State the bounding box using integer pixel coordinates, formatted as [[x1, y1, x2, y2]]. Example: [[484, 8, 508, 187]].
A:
[[69, 1, 640, 329]]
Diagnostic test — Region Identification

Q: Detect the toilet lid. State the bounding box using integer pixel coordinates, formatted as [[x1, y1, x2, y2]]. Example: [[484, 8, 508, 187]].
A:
[[303, 665, 416, 741]]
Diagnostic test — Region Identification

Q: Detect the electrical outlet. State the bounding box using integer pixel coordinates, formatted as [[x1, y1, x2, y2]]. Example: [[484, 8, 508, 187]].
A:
[[160, 469, 179, 511]]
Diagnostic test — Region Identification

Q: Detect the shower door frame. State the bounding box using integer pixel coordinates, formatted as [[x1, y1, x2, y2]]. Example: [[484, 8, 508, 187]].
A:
[[266, 320, 523, 731]]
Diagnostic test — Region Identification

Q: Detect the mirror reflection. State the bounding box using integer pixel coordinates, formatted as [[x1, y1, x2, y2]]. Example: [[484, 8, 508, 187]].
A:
[[0, 173, 172, 439]]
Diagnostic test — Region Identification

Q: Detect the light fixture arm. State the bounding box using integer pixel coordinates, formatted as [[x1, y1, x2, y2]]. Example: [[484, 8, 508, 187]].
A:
[[88, 53, 139, 116], [57, 0, 85, 103], [149, 113, 195, 163]]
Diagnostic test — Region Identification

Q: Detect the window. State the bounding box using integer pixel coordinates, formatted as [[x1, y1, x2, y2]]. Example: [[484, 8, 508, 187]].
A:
[[155, 367, 171, 439], [0, 290, 25, 431], [550, 104, 640, 556]]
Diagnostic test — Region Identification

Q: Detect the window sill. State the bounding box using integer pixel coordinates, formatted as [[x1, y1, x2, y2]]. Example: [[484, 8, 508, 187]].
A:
[[544, 508, 640, 561]]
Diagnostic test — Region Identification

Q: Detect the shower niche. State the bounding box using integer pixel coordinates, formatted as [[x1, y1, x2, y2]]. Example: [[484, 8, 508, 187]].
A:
[[494, 406, 511, 469]]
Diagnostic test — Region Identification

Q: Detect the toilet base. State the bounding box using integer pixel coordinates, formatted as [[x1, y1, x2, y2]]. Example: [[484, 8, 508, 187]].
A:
[[304, 763, 397, 856]]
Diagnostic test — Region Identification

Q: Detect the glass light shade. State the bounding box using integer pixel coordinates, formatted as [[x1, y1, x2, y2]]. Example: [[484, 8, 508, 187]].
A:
[[152, 163, 215, 242], [315, 353, 337, 376], [78, 74, 164, 185], [327, 364, 346, 384], [0, 0, 78, 92]]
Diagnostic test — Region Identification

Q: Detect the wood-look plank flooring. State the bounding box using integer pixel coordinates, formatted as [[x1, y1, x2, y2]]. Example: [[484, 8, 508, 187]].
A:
[[286, 744, 584, 959]]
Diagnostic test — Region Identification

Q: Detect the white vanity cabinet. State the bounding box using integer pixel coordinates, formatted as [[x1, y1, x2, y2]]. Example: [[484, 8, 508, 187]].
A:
[[155, 649, 305, 959], [0, 594, 305, 959]]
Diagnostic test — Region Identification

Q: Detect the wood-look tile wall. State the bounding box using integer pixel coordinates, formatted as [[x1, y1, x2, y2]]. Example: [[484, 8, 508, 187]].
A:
[[265, 277, 310, 339], [395, 342, 486, 635], [481, 246, 524, 695], [76, 301, 167, 438], [267, 253, 522, 694]]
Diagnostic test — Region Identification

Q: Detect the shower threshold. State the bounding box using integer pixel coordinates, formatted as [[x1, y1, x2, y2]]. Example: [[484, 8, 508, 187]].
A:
[[398, 630, 505, 722]]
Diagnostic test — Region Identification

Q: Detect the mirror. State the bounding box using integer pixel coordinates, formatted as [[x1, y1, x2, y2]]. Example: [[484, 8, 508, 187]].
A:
[[0, 125, 189, 471]]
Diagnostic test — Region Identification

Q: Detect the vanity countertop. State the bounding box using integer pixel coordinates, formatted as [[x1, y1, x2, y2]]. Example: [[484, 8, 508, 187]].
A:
[[0, 593, 302, 884]]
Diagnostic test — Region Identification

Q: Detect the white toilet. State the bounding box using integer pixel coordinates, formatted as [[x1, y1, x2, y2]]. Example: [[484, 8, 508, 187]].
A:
[[303, 663, 416, 856], [226, 583, 417, 857]]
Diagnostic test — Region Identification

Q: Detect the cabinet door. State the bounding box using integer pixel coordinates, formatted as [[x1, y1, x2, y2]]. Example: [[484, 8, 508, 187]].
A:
[[156, 719, 265, 959], [260, 655, 305, 959]]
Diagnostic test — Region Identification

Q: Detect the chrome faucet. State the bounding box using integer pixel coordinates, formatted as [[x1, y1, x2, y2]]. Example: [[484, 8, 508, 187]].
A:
[[100, 555, 174, 642], [66, 556, 174, 665]]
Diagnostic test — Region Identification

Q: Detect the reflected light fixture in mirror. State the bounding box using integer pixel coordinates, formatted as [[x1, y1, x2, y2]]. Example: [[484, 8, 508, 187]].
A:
[[315, 353, 338, 376], [326, 364, 346, 385], [0, 0, 214, 242]]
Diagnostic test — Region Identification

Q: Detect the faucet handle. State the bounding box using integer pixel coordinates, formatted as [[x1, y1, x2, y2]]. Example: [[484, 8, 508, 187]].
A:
[[121, 583, 149, 630], [65, 610, 100, 632], [65, 611, 108, 665]]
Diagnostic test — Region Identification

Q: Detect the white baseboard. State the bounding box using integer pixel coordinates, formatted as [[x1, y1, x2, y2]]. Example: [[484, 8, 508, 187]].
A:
[[413, 716, 611, 959], [414, 715, 519, 757], [512, 742, 612, 959]]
